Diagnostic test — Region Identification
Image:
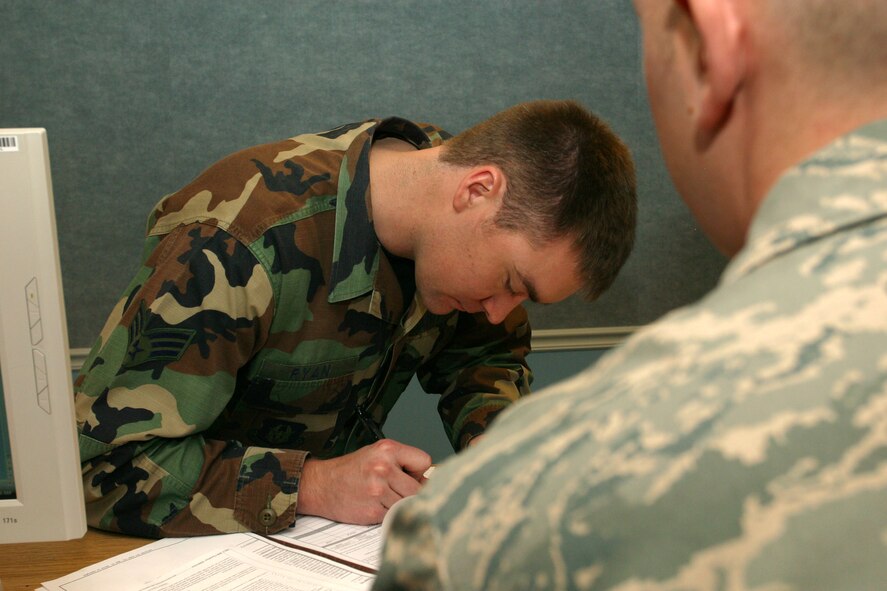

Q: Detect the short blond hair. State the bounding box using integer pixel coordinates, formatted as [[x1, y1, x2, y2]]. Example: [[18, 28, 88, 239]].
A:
[[761, 0, 887, 88]]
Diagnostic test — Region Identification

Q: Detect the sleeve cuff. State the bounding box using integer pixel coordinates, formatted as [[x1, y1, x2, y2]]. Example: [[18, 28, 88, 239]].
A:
[[233, 447, 309, 534]]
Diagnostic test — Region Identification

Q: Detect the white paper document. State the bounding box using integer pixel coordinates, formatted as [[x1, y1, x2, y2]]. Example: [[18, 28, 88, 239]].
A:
[[40, 517, 382, 591], [41, 535, 249, 591], [272, 515, 384, 570], [141, 536, 372, 591]]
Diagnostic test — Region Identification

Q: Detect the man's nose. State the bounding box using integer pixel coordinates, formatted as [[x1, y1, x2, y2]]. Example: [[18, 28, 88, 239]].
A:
[[481, 293, 526, 324]]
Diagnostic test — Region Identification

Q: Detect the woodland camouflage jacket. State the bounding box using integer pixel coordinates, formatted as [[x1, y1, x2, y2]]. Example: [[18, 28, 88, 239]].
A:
[[75, 117, 532, 537]]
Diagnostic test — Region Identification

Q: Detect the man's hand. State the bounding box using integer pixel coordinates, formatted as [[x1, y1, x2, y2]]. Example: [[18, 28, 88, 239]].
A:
[[297, 439, 432, 525]]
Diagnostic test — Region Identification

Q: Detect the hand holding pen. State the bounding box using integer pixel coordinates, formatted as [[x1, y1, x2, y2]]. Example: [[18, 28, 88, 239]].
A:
[[298, 437, 432, 525]]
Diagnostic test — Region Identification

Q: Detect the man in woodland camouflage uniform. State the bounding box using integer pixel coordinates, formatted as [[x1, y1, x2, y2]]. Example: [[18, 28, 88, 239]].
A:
[[375, 1, 887, 589], [75, 100, 638, 537]]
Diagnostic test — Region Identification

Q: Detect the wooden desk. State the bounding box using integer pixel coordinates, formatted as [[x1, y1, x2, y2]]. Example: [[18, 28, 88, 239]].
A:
[[0, 528, 151, 591]]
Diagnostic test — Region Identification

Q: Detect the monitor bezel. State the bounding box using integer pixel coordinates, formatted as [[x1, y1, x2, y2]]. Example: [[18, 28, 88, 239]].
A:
[[0, 128, 87, 543]]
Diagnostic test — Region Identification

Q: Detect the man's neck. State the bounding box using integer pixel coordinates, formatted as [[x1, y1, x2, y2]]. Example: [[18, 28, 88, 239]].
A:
[[368, 139, 439, 260], [745, 70, 887, 210]]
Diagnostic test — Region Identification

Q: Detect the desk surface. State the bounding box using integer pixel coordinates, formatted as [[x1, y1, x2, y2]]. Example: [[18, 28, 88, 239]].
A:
[[0, 528, 151, 591]]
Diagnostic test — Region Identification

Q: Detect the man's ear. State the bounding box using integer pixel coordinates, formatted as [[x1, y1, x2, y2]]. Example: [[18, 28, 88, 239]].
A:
[[452, 166, 505, 213], [684, 0, 746, 134]]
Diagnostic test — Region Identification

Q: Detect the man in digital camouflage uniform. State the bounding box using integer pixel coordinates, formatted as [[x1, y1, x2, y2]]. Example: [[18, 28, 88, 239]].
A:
[[374, 1, 887, 589], [75, 100, 638, 537]]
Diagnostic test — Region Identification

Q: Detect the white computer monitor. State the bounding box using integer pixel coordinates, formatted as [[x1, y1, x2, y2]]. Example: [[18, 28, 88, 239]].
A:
[[0, 128, 87, 543]]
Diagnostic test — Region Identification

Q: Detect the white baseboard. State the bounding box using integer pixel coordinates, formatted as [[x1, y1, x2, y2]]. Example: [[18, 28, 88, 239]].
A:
[[70, 348, 91, 372], [530, 326, 636, 351]]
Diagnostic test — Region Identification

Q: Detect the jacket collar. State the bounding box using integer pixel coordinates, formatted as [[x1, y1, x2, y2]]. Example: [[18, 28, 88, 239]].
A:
[[327, 118, 437, 323], [723, 119, 887, 285]]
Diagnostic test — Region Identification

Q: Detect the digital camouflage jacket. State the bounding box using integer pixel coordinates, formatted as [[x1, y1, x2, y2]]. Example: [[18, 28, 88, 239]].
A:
[[75, 117, 532, 538]]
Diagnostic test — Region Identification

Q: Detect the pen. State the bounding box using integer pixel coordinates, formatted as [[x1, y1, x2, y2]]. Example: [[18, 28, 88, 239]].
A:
[[356, 405, 386, 441]]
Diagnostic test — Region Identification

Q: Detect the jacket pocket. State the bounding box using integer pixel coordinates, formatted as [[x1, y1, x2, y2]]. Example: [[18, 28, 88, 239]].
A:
[[235, 357, 358, 453]]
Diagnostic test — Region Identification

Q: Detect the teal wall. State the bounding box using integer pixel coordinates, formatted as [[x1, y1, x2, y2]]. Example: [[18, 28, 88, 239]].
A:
[[6, 2, 726, 460], [386, 348, 608, 463], [2, 0, 725, 350]]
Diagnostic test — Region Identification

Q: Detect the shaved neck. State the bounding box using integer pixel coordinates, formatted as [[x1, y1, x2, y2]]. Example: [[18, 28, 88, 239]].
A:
[[739, 0, 887, 208], [368, 141, 450, 260]]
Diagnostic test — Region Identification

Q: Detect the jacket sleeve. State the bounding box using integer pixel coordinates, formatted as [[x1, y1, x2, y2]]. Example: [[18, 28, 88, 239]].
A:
[[75, 222, 307, 537], [415, 306, 533, 450]]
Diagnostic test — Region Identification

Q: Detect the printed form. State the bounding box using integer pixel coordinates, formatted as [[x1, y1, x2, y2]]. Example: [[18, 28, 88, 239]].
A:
[[39, 517, 384, 591], [272, 515, 384, 570]]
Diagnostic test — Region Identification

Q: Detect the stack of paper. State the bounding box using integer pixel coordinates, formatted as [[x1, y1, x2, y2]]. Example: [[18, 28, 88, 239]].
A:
[[40, 517, 384, 591]]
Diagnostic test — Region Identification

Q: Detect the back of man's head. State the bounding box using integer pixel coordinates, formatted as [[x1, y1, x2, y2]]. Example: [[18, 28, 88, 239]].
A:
[[759, 0, 887, 92], [633, 0, 887, 256], [440, 100, 638, 301]]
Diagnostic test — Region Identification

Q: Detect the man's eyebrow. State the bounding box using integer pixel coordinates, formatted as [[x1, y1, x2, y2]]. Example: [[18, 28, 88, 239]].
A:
[[516, 269, 540, 303]]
